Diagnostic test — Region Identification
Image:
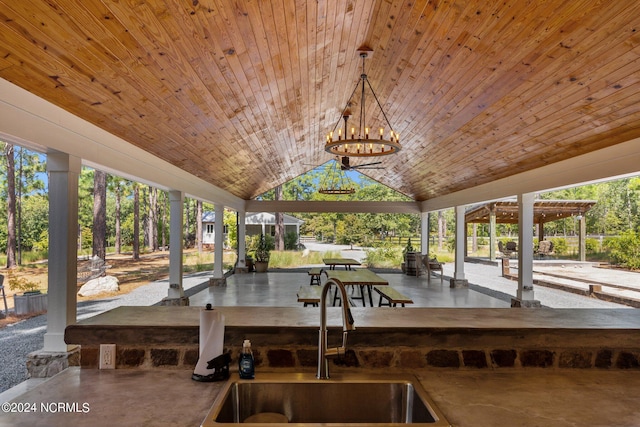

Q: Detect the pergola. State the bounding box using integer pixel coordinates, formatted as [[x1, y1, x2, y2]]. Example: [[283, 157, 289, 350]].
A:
[[465, 199, 597, 260]]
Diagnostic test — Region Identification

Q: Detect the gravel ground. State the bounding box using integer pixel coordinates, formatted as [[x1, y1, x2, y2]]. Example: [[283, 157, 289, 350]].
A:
[[0, 272, 211, 394]]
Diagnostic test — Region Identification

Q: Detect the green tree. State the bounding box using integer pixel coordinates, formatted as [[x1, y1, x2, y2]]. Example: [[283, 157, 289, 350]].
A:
[[92, 169, 107, 260]]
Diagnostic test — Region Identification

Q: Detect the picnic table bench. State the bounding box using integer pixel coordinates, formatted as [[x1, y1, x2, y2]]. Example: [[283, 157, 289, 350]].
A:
[[297, 285, 357, 307], [373, 286, 414, 307], [297, 286, 323, 307], [307, 268, 322, 286]]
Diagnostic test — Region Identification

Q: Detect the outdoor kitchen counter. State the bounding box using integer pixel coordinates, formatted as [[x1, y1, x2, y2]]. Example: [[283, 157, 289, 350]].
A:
[[1, 367, 639, 427]]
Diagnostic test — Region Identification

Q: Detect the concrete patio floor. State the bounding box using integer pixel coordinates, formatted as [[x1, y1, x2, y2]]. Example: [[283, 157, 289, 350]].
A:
[[188, 261, 632, 310]]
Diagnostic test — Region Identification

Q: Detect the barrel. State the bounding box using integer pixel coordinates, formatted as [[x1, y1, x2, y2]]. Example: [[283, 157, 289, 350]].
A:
[[405, 252, 418, 276]]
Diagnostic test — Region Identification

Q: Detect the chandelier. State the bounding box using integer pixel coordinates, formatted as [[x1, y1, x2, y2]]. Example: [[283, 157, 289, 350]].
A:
[[324, 50, 401, 157], [318, 160, 356, 195]]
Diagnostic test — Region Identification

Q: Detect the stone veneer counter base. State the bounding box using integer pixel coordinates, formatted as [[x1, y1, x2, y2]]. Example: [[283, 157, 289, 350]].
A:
[[65, 306, 640, 371]]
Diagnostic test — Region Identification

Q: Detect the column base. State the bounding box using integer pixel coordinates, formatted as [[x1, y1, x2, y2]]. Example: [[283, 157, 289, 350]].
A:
[[449, 278, 469, 288], [234, 267, 249, 274], [26, 346, 80, 378], [159, 296, 190, 306], [209, 277, 227, 286], [511, 298, 542, 308]]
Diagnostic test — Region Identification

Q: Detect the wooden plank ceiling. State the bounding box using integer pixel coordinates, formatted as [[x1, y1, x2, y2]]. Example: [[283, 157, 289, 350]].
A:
[[1, 0, 639, 201]]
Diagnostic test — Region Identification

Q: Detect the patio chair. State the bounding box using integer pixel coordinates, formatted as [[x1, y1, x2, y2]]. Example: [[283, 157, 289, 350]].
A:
[[535, 240, 554, 259], [499, 241, 517, 258], [423, 255, 444, 284]]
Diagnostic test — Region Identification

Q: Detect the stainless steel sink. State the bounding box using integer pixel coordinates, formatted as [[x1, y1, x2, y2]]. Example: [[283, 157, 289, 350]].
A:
[[201, 372, 451, 426]]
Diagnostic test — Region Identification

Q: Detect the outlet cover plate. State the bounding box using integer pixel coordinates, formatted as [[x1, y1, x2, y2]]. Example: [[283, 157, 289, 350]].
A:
[[99, 344, 116, 369]]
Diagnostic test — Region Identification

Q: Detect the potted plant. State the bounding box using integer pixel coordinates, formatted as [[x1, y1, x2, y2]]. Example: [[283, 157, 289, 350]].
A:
[[402, 238, 417, 275], [9, 273, 47, 315], [254, 234, 270, 273]]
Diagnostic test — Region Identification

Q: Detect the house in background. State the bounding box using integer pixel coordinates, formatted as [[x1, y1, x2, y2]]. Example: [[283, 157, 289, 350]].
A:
[[202, 212, 303, 246], [201, 211, 228, 247], [245, 212, 304, 239]]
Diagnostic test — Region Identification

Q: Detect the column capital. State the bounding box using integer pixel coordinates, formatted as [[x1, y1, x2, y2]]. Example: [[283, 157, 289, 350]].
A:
[[46, 152, 81, 173]]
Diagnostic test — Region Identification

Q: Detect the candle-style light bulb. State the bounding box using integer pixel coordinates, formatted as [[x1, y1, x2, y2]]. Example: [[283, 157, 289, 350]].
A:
[[338, 129, 342, 140], [379, 128, 384, 138], [351, 127, 355, 138], [365, 127, 369, 139]]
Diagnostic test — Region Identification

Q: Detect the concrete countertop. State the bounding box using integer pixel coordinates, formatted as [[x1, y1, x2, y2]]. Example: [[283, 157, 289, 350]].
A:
[[68, 305, 640, 330], [2, 367, 639, 427]]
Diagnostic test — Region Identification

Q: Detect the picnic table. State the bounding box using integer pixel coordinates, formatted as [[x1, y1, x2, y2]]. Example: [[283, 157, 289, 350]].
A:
[[322, 258, 361, 270], [323, 269, 388, 307]]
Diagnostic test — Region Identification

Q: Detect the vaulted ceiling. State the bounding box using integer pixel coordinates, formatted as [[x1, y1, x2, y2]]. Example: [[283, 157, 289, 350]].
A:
[[1, 0, 640, 202]]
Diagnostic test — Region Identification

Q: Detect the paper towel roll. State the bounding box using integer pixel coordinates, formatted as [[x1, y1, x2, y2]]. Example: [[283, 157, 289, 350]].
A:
[[194, 305, 225, 376]]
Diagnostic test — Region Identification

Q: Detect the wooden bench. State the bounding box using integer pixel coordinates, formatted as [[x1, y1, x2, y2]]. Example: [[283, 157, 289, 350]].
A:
[[373, 286, 414, 307], [297, 285, 357, 307], [307, 268, 323, 286], [297, 286, 323, 307]]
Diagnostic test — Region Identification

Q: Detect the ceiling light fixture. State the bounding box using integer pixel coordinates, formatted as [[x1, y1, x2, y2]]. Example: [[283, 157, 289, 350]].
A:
[[318, 160, 356, 195], [324, 49, 401, 157]]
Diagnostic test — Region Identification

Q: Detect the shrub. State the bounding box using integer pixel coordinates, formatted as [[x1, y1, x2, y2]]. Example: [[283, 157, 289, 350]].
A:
[[549, 237, 568, 255], [7, 271, 41, 294], [364, 243, 403, 268], [585, 238, 600, 253], [604, 232, 640, 270], [284, 231, 299, 250]]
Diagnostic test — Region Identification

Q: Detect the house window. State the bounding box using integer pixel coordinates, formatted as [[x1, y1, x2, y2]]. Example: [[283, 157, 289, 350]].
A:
[[205, 224, 227, 234]]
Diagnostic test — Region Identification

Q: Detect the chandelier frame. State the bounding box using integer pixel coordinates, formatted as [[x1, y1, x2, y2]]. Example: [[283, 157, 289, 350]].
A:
[[324, 51, 401, 157]]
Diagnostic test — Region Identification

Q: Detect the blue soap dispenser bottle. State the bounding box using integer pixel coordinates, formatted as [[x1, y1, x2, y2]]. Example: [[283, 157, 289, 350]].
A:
[[238, 339, 255, 379]]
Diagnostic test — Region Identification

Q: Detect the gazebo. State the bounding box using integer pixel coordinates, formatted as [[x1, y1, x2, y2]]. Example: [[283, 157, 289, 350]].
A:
[[465, 199, 597, 261]]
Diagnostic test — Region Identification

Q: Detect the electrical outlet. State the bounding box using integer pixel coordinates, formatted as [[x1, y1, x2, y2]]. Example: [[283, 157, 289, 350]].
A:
[[99, 344, 116, 369]]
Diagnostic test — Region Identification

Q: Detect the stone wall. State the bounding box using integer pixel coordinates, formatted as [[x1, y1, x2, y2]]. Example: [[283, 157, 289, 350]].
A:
[[77, 341, 640, 371], [67, 306, 640, 372]]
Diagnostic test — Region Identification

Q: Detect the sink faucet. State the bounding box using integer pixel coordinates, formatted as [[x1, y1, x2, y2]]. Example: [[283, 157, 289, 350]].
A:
[[317, 277, 355, 379]]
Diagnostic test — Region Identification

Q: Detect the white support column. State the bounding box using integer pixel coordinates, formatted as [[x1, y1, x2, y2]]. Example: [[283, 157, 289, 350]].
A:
[[236, 210, 247, 272], [167, 190, 185, 301], [451, 205, 468, 288], [489, 204, 497, 262], [213, 204, 225, 279], [513, 192, 541, 307], [44, 152, 81, 352], [420, 212, 430, 257]]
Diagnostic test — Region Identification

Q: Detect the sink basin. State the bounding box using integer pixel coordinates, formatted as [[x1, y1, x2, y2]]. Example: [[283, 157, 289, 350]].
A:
[[201, 372, 451, 426]]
